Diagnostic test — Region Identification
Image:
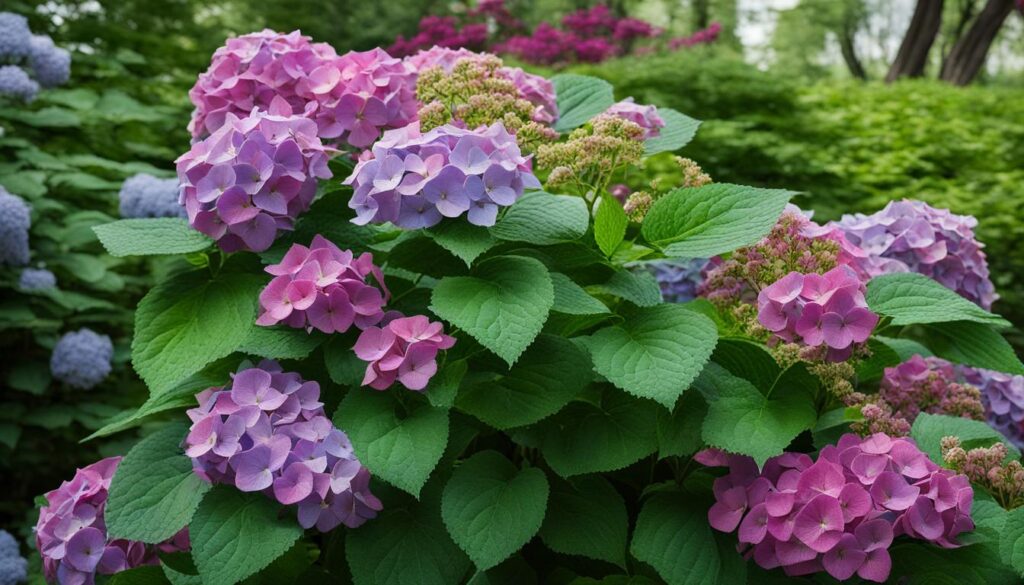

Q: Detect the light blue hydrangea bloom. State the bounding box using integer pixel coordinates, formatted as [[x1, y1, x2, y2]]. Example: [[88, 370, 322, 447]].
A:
[[50, 328, 113, 390]]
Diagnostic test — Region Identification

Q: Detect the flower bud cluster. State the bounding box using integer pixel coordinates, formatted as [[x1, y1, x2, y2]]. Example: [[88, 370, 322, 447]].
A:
[[257, 236, 388, 334], [354, 314, 456, 391], [35, 457, 190, 584], [538, 114, 645, 195], [700, 433, 975, 582], [185, 360, 382, 531], [879, 355, 984, 423], [176, 108, 332, 252], [942, 436, 1024, 509]]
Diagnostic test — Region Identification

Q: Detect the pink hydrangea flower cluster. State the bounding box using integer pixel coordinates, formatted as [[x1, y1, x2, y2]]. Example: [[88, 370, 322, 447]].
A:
[[354, 313, 456, 391], [256, 235, 389, 333], [406, 46, 558, 125], [187, 29, 340, 138], [879, 355, 984, 423], [700, 433, 975, 582], [344, 121, 540, 228], [389, 16, 490, 57], [184, 360, 381, 532], [667, 22, 723, 50], [604, 98, 665, 139], [757, 265, 879, 361], [176, 108, 331, 252], [833, 199, 997, 309], [961, 366, 1024, 449], [311, 48, 419, 148], [35, 457, 190, 585]]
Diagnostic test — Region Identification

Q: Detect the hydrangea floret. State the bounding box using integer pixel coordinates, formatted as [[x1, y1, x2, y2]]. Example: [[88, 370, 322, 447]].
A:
[[257, 236, 389, 333], [344, 121, 539, 228], [176, 108, 331, 252], [961, 366, 1024, 449], [28, 35, 70, 88], [700, 433, 975, 582], [118, 173, 185, 219], [50, 328, 113, 390], [353, 313, 456, 391], [833, 199, 997, 309], [35, 457, 190, 585], [184, 360, 382, 531], [0, 187, 31, 266]]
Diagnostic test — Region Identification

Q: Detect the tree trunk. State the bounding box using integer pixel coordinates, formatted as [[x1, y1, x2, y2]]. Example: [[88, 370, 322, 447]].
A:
[[886, 0, 944, 81], [838, 27, 868, 79], [940, 0, 1015, 85], [693, 0, 710, 29]]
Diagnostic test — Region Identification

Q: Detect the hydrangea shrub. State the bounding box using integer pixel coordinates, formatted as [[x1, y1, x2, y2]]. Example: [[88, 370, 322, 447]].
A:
[[61, 28, 1024, 585]]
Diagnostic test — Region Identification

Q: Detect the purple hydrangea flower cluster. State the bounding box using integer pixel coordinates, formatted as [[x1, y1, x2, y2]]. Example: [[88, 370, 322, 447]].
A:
[[604, 98, 665, 139], [257, 236, 388, 333], [50, 328, 112, 390], [0, 12, 31, 59], [311, 48, 418, 148], [645, 258, 708, 303], [757, 265, 879, 362], [0, 13, 70, 100], [879, 355, 984, 423], [35, 457, 191, 585], [28, 35, 70, 88], [184, 360, 382, 531], [345, 121, 540, 228], [0, 187, 31, 267], [19, 267, 56, 290], [700, 433, 975, 582], [0, 64, 38, 102], [0, 530, 27, 585], [354, 314, 456, 391], [118, 173, 185, 219], [833, 199, 997, 309], [960, 366, 1024, 450], [175, 109, 331, 252], [187, 29, 340, 138]]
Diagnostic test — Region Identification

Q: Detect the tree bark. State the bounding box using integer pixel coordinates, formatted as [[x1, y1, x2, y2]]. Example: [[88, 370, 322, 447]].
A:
[[940, 0, 1015, 85], [886, 0, 944, 81], [693, 0, 710, 29], [838, 26, 868, 79]]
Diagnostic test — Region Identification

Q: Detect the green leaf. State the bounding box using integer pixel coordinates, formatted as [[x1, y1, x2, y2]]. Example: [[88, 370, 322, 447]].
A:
[[551, 273, 610, 315], [190, 487, 303, 585], [631, 492, 746, 585], [93, 219, 213, 257], [924, 321, 1024, 375], [237, 327, 324, 360], [641, 184, 794, 258], [890, 540, 1017, 584], [334, 390, 449, 497], [710, 338, 781, 393], [441, 450, 549, 570], [106, 566, 172, 585], [697, 363, 817, 467], [0, 106, 81, 127], [323, 336, 367, 387], [590, 270, 662, 308], [538, 389, 660, 477], [594, 195, 627, 257], [644, 108, 701, 156], [866, 273, 1010, 327], [856, 338, 903, 383], [875, 336, 933, 361], [431, 256, 554, 366], [586, 304, 717, 408], [552, 74, 615, 132], [6, 362, 51, 395], [657, 390, 708, 459], [1000, 507, 1024, 577], [106, 422, 211, 543], [539, 476, 627, 567], [243, 541, 318, 585], [429, 222, 497, 266], [490, 192, 589, 246], [457, 335, 591, 429], [133, 268, 262, 395], [346, 498, 470, 585], [910, 412, 1020, 463], [428, 359, 468, 409]]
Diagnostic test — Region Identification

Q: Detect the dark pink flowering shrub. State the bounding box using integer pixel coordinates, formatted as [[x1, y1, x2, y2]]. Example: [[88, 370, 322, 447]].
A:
[[35, 457, 190, 584], [701, 433, 975, 582], [184, 360, 381, 531]]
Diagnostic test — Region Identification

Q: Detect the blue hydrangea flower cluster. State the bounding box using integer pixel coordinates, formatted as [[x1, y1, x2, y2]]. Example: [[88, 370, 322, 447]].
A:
[[50, 328, 113, 390], [0, 12, 71, 101], [0, 65, 38, 103], [0, 12, 31, 59], [645, 258, 708, 303], [0, 187, 31, 267], [28, 35, 70, 88], [18, 267, 56, 290], [0, 529, 27, 585], [118, 173, 185, 219]]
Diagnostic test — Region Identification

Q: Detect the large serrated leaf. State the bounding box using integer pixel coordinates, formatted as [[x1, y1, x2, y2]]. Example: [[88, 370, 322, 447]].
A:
[[539, 476, 628, 567], [490, 192, 589, 246], [643, 108, 701, 156], [94, 218, 213, 257], [866, 273, 1010, 327], [910, 412, 1020, 463], [552, 74, 615, 132]]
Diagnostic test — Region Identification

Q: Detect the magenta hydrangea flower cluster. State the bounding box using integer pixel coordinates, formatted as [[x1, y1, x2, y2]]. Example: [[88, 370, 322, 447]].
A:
[[879, 355, 984, 423], [667, 21, 723, 50], [176, 108, 331, 252], [604, 98, 665, 139], [961, 366, 1024, 450], [354, 313, 456, 391], [344, 121, 540, 228], [699, 433, 974, 582], [833, 199, 997, 309], [184, 360, 381, 532], [35, 457, 190, 585], [757, 265, 879, 362], [389, 16, 490, 58], [257, 235, 388, 333]]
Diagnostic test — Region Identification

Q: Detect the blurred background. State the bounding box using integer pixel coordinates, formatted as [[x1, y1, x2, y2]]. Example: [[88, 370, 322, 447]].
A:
[[1, 0, 1021, 570]]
